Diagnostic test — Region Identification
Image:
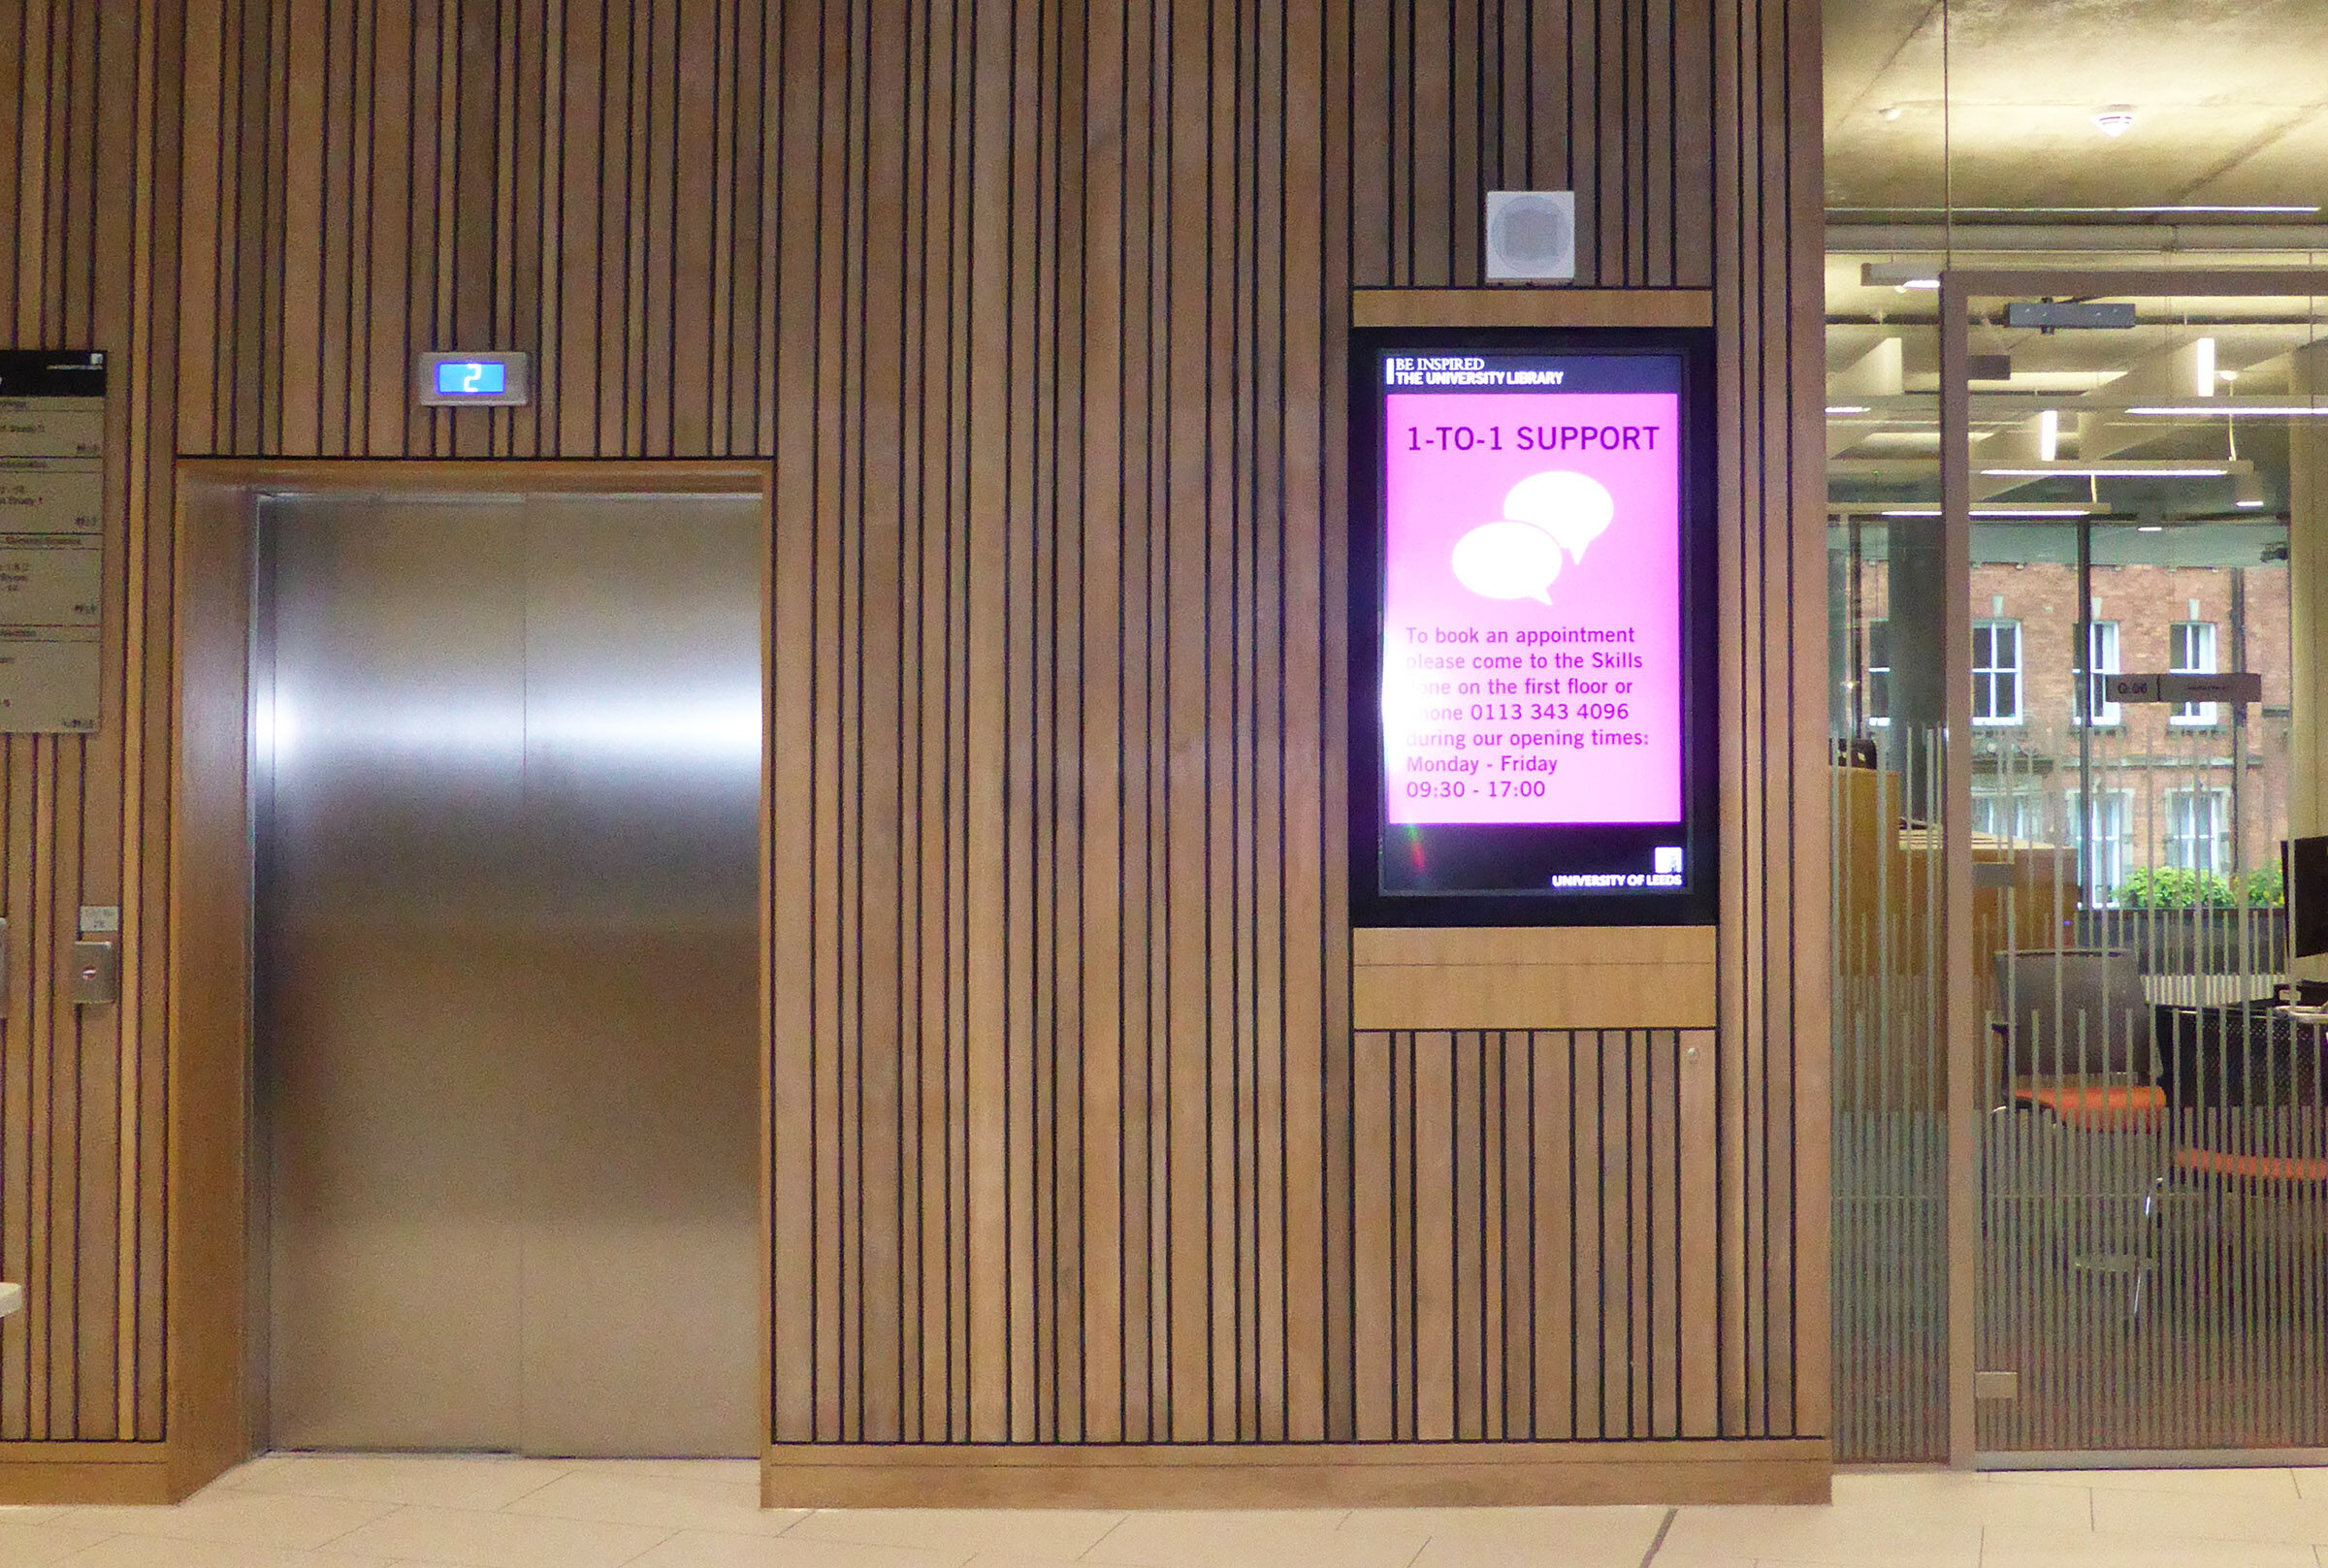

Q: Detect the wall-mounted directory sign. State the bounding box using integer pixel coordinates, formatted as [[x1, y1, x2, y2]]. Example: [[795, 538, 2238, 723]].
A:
[[0, 351, 105, 733], [1350, 328, 1716, 926]]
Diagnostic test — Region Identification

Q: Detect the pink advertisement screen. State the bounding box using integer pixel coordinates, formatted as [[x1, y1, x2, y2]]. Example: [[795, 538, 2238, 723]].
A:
[[1379, 362, 1683, 830]]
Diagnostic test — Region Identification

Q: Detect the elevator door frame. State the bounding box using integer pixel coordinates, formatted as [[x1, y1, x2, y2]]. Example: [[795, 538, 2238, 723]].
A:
[[170, 460, 773, 1478]]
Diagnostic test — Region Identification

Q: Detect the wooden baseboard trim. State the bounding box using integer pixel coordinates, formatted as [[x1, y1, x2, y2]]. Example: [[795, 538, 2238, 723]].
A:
[[0, 1442, 169, 1463], [0, 1456, 173, 1504], [762, 1439, 1828, 1508]]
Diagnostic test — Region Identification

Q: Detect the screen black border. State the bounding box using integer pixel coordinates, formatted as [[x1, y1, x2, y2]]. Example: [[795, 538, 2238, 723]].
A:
[[1348, 324, 1720, 928]]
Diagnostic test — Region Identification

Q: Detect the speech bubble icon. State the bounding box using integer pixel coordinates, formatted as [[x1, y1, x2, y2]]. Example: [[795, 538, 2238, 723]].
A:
[[1503, 470, 1615, 562], [1450, 519, 1565, 604]]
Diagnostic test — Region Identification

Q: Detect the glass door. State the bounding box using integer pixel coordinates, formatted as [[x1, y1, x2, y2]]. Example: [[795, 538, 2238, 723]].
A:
[[1947, 276, 2328, 1458]]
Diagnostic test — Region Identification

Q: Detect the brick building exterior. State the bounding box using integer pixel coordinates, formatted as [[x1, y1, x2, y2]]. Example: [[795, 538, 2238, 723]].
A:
[[1844, 555, 2292, 906]]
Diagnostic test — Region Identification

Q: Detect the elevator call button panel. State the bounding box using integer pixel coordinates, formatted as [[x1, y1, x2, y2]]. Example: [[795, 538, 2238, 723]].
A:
[[0, 351, 103, 734]]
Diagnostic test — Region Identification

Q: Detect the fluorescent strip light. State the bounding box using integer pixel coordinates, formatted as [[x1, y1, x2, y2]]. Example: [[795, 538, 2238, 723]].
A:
[[2124, 405, 2328, 417], [1826, 404, 1872, 415], [1861, 261, 1941, 288], [2193, 336, 2215, 399], [1830, 204, 2322, 216], [1882, 506, 2094, 519], [2038, 408, 2059, 462], [1983, 465, 2228, 477]]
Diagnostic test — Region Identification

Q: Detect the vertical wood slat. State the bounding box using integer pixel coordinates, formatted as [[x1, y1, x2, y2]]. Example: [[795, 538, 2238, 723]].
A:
[[1, 0, 1821, 1465], [1330, 1031, 1723, 1439]]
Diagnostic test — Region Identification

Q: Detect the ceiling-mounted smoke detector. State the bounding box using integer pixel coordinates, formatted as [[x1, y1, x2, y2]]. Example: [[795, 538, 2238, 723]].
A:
[[1484, 191, 1576, 282], [2092, 106, 2138, 138]]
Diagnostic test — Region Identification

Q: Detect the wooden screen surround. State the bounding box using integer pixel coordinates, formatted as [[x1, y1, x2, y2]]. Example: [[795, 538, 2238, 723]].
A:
[[0, 0, 1826, 1505]]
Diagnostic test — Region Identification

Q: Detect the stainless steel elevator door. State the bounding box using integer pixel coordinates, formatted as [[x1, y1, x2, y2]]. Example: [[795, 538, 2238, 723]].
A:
[[258, 491, 762, 1456]]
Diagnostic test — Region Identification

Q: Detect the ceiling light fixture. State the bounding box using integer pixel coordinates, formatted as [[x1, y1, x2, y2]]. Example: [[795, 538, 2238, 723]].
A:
[[1861, 261, 1942, 289], [2092, 106, 2138, 137], [1881, 506, 2094, 519], [2038, 409, 2060, 462], [2124, 405, 2328, 416], [2136, 525, 2165, 532], [1826, 404, 1872, 415], [1828, 204, 2320, 216], [1983, 465, 2229, 478], [2235, 471, 2269, 509], [1878, 105, 1904, 121], [2192, 336, 2216, 398]]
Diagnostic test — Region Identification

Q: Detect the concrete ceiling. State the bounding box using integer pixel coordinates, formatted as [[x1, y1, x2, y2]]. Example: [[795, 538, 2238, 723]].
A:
[[1825, 0, 2328, 214]]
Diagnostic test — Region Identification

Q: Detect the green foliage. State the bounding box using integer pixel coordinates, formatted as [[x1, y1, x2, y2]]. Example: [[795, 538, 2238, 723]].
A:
[[2107, 865, 2285, 908], [2246, 864, 2287, 908], [2111, 865, 2237, 909]]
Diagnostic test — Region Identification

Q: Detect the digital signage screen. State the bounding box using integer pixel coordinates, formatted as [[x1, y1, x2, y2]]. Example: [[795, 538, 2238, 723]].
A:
[[1350, 328, 1717, 926]]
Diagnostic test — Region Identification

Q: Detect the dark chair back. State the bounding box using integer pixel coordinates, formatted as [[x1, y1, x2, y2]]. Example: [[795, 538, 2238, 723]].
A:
[[1994, 947, 2154, 1081]]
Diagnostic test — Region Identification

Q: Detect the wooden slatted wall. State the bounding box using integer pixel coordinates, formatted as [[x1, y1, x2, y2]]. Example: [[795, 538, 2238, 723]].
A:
[[1347, 1029, 1722, 1442], [766, 0, 1827, 1447], [0, 0, 174, 1446], [0, 0, 1825, 1472]]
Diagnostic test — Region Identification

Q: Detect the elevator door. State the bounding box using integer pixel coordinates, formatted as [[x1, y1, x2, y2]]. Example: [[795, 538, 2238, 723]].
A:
[[258, 491, 762, 1456]]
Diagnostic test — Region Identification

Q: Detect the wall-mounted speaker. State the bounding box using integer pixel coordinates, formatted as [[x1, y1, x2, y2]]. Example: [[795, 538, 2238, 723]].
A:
[[1484, 191, 1576, 282]]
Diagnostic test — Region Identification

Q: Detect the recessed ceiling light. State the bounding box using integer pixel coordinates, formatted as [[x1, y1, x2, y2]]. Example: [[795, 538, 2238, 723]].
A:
[[2093, 106, 2138, 137]]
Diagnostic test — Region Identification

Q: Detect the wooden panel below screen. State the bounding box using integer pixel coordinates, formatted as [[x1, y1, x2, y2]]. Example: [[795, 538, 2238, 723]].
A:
[[1354, 965, 1719, 1030], [1353, 926, 1720, 1030]]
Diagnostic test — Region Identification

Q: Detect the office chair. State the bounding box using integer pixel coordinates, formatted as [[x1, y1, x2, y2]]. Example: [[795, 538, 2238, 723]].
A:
[[1992, 947, 2164, 1129], [1989, 947, 2166, 1323]]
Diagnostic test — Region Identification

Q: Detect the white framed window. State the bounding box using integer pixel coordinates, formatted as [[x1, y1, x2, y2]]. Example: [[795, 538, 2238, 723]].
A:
[[1972, 789, 2048, 847], [2169, 620, 2217, 726], [1972, 620, 2021, 725], [2066, 787, 2135, 902], [1864, 619, 1891, 726], [2164, 786, 2232, 877], [2075, 621, 2120, 726]]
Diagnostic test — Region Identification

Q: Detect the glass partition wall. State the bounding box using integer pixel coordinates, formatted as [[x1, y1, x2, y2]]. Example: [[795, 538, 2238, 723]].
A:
[[1830, 265, 2328, 1461]]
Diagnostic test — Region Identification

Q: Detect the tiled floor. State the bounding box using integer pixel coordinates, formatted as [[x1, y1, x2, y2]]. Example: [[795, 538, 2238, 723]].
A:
[[1, 1457, 2326, 1568]]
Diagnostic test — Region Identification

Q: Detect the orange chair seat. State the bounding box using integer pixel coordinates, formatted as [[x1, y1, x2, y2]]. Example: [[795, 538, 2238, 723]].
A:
[[2012, 1083, 2166, 1130], [2171, 1147, 2328, 1185]]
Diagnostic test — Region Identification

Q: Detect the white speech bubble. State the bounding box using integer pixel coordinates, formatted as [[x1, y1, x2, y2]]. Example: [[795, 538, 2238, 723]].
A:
[[1450, 519, 1565, 604], [1503, 470, 1615, 562]]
